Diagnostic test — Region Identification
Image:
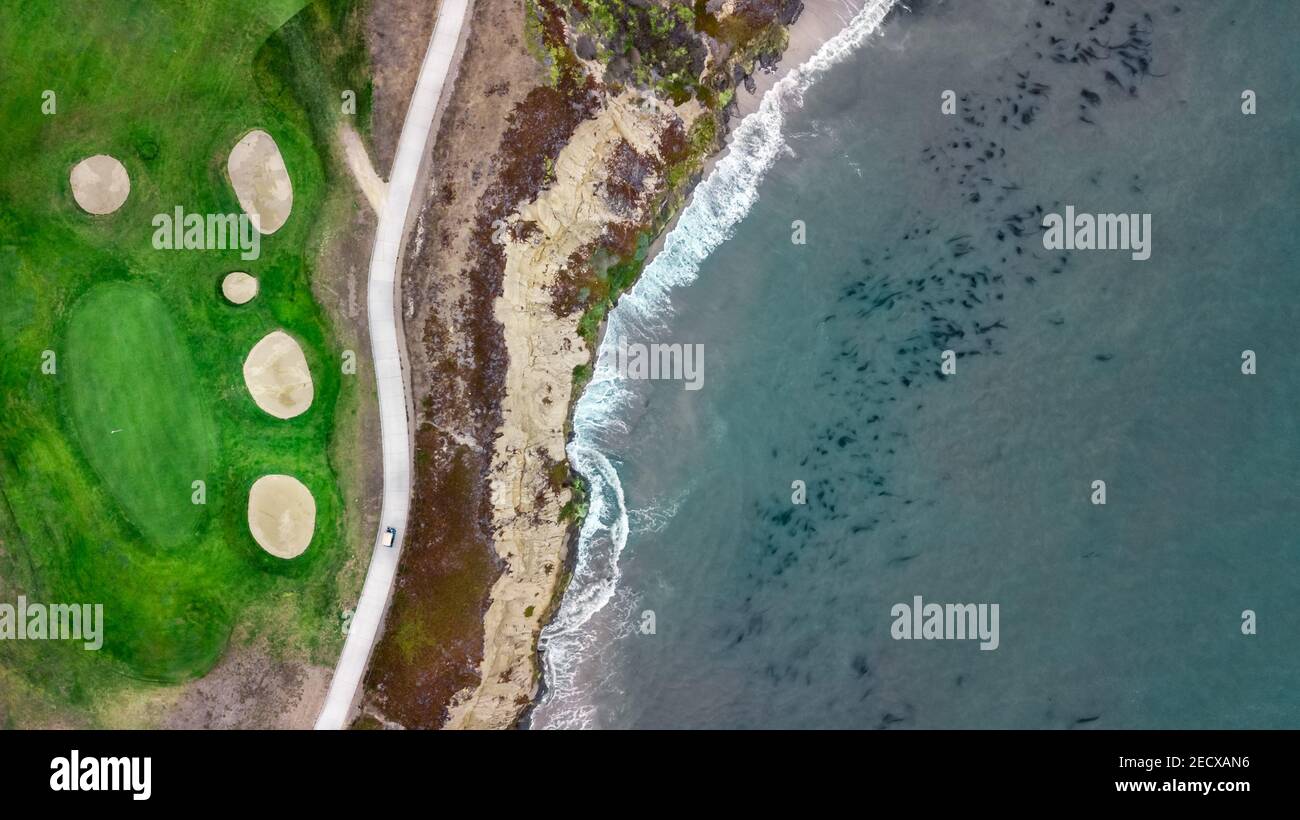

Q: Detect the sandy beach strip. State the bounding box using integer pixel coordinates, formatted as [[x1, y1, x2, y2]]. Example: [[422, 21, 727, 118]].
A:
[[735, 0, 871, 119]]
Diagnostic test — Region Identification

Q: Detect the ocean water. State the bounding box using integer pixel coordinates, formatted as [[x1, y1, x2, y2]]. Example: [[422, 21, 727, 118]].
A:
[[533, 0, 1300, 729]]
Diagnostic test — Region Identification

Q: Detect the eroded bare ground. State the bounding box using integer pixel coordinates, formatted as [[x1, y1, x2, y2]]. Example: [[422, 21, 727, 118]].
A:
[[312, 186, 385, 649], [365, 0, 443, 177], [360, 0, 544, 729], [165, 642, 331, 729], [361, 0, 803, 728]]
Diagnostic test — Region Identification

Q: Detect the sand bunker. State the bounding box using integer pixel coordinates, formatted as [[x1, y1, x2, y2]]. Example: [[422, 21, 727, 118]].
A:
[[242, 330, 314, 419], [70, 155, 130, 215], [247, 474, 316, 558], [227, 130, 293, 234], [221, 271, 259, 304]]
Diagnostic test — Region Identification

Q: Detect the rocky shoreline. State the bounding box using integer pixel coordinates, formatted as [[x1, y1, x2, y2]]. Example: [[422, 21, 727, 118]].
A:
[[361, 0, 817, 729]]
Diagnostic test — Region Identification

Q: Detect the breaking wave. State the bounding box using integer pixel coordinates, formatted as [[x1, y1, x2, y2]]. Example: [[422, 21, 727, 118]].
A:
[[534, 0, 899, 729]]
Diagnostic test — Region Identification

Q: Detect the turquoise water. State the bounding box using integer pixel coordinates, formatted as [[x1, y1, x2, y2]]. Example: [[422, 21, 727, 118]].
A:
[[534, 0, 1300, 729]]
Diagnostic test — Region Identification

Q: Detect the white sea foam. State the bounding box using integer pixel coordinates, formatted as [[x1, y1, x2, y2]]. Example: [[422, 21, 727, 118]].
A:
[[533, 0, 899, 729], [628, 496, 682, 535]]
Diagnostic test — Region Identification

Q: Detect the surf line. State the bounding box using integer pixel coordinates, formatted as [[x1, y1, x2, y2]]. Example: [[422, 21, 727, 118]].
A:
[[536, 0, 901, 724]]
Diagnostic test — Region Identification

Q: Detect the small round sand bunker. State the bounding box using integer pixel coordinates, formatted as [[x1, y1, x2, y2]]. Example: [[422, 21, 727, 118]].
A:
[[221, 271, 259, 304], [227, 129, 293, 234], [70, 155, 130, 215], [243, 330, 314, 419], [247, 474, 316, 558]]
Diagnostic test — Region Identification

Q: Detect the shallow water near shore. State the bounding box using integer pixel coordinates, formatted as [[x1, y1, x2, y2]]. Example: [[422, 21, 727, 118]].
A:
[[534, 0, 1300, 729]]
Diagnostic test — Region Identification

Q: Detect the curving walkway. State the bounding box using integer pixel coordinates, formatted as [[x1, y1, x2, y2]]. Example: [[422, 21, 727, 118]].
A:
[[315, 0, 471, 730]]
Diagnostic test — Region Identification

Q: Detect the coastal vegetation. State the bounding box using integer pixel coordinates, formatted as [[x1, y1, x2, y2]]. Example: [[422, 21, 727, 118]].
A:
[[561, 0, 796, 105], [534, 0, 781, 366], [360, 0, 808, 729], [520, 1, 800, 652]]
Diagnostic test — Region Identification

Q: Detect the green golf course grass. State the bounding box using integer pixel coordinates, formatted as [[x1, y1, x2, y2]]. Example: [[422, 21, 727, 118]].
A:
[[64, 282, 218, 549], [0, 0, 374, 722]]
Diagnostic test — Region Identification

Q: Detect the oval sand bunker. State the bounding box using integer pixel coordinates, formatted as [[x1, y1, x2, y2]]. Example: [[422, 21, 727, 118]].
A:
[[247, 474, 316, 558], [70, 155, 130, 215], [243, 330, 314, 419], [221, 271, 259, 304], [227, 129, 293, 234]]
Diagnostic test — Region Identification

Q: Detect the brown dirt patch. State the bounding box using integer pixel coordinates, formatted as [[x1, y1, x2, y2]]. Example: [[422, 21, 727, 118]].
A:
[[164, 643, 330, 729], [364, 0, 442, 177], [360, 0, 600, 728]]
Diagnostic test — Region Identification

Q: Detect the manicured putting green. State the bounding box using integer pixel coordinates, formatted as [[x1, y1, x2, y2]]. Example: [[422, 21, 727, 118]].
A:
[[63, 281, 217, 548]]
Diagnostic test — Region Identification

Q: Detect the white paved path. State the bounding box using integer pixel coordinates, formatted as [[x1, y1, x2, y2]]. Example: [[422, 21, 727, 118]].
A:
[[315, 0, 471, 730]]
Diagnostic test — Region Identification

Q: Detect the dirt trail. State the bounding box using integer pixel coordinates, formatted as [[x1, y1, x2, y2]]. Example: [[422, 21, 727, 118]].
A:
[[339, 124, 388, 213]]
